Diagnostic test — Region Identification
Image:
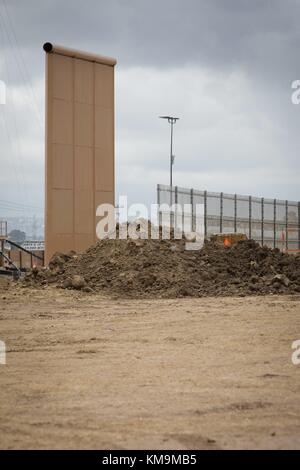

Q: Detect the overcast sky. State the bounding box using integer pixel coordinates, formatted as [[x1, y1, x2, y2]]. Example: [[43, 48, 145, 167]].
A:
[[0, 0, 300, 219]]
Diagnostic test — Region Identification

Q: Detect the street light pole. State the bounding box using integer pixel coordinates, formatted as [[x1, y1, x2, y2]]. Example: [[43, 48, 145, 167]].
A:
[[159, 116, 179, 207], [170, 119, 174, 189]]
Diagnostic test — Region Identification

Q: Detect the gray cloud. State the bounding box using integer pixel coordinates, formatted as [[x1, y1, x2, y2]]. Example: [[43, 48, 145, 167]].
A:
[[0, 0, 300, 221], [4, 0, 300, 74]]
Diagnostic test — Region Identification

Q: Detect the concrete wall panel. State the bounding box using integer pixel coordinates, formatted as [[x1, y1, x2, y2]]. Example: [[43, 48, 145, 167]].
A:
[[75, 59, 94, 104], [74, 189, 94, 234], [51, 189, 73, 234], [75, 234, 95, 253], [74, 102, 93, 147], [52, 144, 73, 189], [95, 106, 113, 149], [44, 43, 116, 263], [48, 234, 74, 258], [95, 63, 114, 108], [95, 148, 114, 192], [52, 54, 73, 101], [95, 190, 114, 209], [52, 99, 73, 145], [74, 147, 93, 190]]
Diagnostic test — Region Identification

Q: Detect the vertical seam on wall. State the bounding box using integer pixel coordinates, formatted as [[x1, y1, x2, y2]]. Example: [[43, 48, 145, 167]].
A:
[[191, 188, 194, 233], [204, 190, 207, 237], [45, 53, 52, 263], [45, 53, 49, 261], [234, 194, 237, 233], [72, 58, 75, 246], [93, 62, 96, 242], [274, 199, 276, 249], [249, 195, 252, 239], [286, 200, 289, 251], [220, 192, 223, 233], [261, 197, 264, 246], [113, 65, 115, 208], [298, 201, 300, 251]]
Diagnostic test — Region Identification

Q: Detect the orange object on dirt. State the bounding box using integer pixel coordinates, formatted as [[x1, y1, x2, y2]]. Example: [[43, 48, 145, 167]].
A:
[[224, 238, 231, 247], [210, 232, 248, 247]]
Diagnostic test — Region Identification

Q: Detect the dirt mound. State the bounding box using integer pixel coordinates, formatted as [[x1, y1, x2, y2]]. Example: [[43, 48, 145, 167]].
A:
[[24, 233, 300, 298]]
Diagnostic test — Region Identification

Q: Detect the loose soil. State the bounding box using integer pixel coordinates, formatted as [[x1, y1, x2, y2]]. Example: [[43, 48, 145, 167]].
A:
[[0, 285, 300, 449], [25, 237, 300, 298]]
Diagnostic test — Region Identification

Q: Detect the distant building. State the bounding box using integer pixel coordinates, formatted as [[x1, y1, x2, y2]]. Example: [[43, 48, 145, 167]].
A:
[[21, 240, 45, 252], [0, 220, 7, 239]]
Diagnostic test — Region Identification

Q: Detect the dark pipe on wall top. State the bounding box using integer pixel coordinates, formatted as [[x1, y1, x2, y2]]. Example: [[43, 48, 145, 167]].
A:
[[43, 42, 53, 53], [42, 42, 117, 66]]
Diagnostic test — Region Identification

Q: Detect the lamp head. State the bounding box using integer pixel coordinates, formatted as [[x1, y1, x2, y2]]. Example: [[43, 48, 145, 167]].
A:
[[159, 116, 179, 124]]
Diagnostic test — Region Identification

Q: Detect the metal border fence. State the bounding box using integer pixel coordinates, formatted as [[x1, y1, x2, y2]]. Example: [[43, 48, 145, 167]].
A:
[[157, 184, 300, 252]]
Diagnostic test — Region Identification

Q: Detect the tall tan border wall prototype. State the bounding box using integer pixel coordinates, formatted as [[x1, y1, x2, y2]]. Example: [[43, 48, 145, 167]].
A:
[[44, 43, 116, 264]]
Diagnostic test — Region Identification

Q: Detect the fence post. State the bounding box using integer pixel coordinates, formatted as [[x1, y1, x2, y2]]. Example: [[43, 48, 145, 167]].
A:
[[191, 188, 194, 232], [261, 197, 264, 246], [274, 199, 277, 249], [157, 184, 161, 227], [298, 202, 300, 251], [220, 192, 223, 233], [0, 240, 3, 268], [204, 191, 207, 238], [174, 186, 178, 231], [234, 194, 237, 233], [249, 196, 252, 239], [285, 200, 289, 252]]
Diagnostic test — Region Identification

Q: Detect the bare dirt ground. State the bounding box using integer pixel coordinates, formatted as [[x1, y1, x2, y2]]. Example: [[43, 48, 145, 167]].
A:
[[1, 281, 300, 449]]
